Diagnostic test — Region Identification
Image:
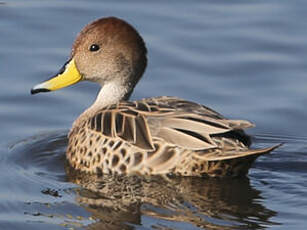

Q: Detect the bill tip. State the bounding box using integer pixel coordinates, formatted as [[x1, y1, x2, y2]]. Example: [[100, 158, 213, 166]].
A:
[[31, 88, 50, 95]]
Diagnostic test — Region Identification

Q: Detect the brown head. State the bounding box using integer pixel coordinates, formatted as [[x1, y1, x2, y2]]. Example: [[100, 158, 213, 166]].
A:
[[72, 17, 147, 85], [31, 17, 147, 99]]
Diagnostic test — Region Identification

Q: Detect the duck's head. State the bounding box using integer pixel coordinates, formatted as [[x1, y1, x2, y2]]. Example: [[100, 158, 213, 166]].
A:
[[31, 17, 147, 101]]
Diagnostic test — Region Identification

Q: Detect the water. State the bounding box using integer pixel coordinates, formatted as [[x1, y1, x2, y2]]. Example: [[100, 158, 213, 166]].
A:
[[1, 0, 307, 229]]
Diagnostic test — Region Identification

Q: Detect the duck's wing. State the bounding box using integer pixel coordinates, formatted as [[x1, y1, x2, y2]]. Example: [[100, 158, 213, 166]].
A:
[[87, 96, 254, 151]]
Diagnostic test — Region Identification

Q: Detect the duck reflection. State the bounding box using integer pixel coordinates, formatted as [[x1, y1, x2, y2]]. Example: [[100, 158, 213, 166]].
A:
[[10, 132, 278, 229], [65, 165, 278, 230]]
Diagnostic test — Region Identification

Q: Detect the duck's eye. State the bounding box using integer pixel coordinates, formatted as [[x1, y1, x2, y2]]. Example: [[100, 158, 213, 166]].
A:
[[89, 44, 100, 52]]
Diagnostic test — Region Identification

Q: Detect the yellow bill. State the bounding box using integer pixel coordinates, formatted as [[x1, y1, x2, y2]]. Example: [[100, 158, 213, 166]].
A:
[[31, 58, 82, 94]]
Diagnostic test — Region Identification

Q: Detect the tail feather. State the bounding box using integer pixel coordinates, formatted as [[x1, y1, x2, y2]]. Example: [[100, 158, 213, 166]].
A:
[[203, 143, 282, 177], [206, 143, 282, 161]]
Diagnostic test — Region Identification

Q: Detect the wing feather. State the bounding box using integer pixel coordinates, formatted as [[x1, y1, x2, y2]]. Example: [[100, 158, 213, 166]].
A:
[[88, 96, 252, 152], [157, 127, 217, 150], [161, 117, 229, 134], [134, 115, 154, 150], [119, 116, 136, 143]]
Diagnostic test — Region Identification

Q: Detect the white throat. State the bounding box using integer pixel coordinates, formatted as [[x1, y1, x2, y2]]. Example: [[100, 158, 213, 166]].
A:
[[93, 81, 131, 108], [73, 81, 132, 128]]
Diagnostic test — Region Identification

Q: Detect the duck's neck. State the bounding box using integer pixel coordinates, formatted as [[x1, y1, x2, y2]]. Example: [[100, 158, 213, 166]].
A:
[[72, 81, 133, 128], [95, 81, 132, 105]]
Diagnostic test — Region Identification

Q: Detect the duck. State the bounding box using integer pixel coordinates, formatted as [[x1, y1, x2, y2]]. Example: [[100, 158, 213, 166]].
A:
[[31, 17, 280, 177]]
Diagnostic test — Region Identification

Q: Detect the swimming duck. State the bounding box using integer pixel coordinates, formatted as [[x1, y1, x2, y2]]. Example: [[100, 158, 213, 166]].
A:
[[31, 17, 279, 177]]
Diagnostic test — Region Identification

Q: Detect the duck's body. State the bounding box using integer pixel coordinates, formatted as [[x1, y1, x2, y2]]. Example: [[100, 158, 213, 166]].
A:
[[67, 96, 277, 177], [31, 17, 279, 177]]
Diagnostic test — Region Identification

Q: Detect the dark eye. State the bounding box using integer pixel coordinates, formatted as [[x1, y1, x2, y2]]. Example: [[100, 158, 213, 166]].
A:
[[89, 44, 100, 52]]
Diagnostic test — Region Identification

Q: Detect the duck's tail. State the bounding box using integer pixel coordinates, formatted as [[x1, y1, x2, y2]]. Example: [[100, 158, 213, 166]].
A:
[[203, 143, 282, 177]]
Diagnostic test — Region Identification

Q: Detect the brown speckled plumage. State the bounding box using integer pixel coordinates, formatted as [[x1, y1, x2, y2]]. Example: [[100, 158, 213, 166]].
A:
[[32, 17, 280, 177], [67, 96, 279, 177]]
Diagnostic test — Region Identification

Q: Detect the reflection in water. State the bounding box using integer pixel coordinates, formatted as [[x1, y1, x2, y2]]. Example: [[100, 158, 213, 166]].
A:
[[8, 132, 278, 230], [66, 163, 278, 229]]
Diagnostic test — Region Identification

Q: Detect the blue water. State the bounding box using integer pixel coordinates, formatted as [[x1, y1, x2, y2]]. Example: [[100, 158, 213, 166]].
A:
[[1, 0, 307, 229]]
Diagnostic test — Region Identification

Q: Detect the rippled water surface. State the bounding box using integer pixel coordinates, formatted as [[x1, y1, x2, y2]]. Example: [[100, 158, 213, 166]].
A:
[[1, 0, 307, 229]]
